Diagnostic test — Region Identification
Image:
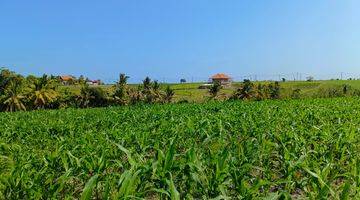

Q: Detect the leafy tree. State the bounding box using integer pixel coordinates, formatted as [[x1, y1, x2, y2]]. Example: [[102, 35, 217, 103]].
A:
[[77, 84, 93, 108], [180, 79, 186, 83], [306, 76, 314, 82], [78, 84, 109, 108], [55, 88, 77, 109], [78, 75, 86, 85]]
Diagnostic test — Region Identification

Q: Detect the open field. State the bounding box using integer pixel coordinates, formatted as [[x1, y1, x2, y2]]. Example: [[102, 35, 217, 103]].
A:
[[1, 97, 360, 199], [60, 79, 360, 102]]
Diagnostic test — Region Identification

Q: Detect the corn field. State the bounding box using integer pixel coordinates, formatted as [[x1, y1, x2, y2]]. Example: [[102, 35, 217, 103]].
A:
[[1, 97, 360, 199]]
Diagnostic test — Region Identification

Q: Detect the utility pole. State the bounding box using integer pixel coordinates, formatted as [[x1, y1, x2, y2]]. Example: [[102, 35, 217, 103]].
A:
[[341, 72, 343, 80]]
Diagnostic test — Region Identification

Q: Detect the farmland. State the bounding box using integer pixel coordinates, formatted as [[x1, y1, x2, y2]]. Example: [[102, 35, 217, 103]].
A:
[[60, 79, 360, 102], [1, 97, 360, 199]]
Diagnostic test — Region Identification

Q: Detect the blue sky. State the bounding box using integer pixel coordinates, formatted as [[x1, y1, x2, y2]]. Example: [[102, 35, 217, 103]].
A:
[[1, 0, 360, 83]]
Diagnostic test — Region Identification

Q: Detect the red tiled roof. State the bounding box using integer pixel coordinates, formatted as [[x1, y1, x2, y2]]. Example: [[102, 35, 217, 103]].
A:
[[211, 73, 231, 79], [60, 75, 75, 81]]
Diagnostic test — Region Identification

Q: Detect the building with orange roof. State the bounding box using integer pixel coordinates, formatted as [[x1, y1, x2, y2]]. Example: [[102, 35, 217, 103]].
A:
[[59, 75, 76, 85], [210, 73, 232, 85]]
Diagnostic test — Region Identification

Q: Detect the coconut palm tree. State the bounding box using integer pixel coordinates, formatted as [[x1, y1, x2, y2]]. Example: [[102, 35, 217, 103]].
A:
[[255, 84, 266, 101], [118, 73, 129, 86], [163, 85, 175, 103], [2, 78, 26, 112], [151, 80, 162, 102], [268, 81, 280, 99], [231, 79, 254, 100], [113, 73, 130, 105], [29, 74, 58, 109], [0, 68, 16, 96], [142, 77, 154, 103]]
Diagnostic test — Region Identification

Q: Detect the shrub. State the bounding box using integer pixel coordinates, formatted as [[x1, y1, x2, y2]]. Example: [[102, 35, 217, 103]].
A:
[[231, 79, 254, 100], [209, 81, 222, 98], [268, 81, 281, 99]]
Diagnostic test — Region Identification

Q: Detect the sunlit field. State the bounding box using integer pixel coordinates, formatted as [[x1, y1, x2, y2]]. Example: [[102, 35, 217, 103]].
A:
[[1, 97, 360, 199], [60, 79, 360, 102]]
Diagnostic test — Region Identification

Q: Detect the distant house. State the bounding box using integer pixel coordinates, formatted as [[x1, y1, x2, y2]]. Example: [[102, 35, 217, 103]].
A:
[[210, 73, 231, 85], [60, 75, 76, 85], [86, 79, 101, 86]]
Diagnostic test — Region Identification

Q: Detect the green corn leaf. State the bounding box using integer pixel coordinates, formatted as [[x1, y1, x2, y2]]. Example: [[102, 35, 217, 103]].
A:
[[80, 174, 99, 200]]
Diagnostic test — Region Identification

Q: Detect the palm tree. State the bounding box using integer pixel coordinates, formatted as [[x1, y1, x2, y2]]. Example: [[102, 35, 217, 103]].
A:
[[113, 74, 130, 105], [142, 77, 154, 103], [268, 81, 280, 99], [164, 85, 174, 103], [2, 78, 26, 112], [143, 77, 151, 91], [0, 68, 16, 96], [151, 80, 162, 101], [29, 74, 58, 109], [255, 84, 266, 101], [231, 79, 254, 100], [118, 73, 129, 86]]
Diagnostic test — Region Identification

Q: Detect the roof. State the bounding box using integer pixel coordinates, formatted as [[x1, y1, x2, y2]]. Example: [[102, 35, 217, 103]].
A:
[[211, 73, 231, 79], [60, 75, 75, 81], [87, 80, 101, 83]]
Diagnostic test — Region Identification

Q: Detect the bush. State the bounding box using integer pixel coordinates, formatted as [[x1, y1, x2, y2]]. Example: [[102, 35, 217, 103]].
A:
[[291, 89, 301, 99], [78, 85, 110, 108], [209, 81, 222, 98], [231, 79, 254, 100], [268, 81, 281, 99]]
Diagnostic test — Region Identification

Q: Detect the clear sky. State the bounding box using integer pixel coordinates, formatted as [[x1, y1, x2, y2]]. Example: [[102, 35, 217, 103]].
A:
[[1, 0, 360, 83]]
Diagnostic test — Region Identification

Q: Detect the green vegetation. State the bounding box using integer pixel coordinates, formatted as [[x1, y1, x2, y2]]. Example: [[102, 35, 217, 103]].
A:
[[170, 80, 360, 102], [0, 69, 176, 112], [1, 98, 360, 199], [3, 68, 360, 113]]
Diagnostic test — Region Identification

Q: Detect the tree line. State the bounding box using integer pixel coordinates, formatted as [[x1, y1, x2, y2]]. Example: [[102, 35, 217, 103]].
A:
[[209, 78, 360, 101], [209, 79, 282, 100], [1, 68, 358, 112], [0, 69, 175, 112]]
